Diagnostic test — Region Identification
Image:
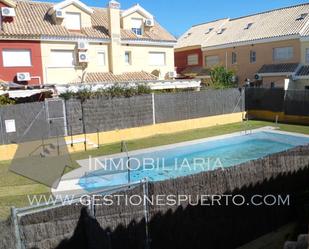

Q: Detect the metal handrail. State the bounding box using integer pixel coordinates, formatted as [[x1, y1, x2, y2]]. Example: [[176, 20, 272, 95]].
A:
[[14, 180, 141, 216], [121, 140, 131, 185], [84, 122, 100, 149]]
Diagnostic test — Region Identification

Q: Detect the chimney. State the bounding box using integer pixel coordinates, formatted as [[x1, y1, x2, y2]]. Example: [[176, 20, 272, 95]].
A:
[[108, 0, 122, 75]]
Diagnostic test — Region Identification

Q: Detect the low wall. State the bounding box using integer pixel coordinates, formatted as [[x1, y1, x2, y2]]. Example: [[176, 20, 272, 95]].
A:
[[0, 112, 244, 161], [245, 88, 309, 125], [15, 145, 309, 249], [247, 110, 309, 125]]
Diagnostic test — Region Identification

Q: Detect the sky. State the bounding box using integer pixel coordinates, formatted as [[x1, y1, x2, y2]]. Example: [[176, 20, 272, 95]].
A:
[[36, 0, 309, 37]]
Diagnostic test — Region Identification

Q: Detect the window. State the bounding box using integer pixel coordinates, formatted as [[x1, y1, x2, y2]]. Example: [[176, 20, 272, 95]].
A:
[[2, 49, 32, 67], [273, 47, 293, 61], [305, 86, 309, 90], [50, 50, 75, 67], [244, 23, 253, 30], [125, 51, 131, 65], [250, 50, 256, 63], [65, 12, 81, 30], [306, 48, 309, 63], [217, 28, 226, 34], [149, 52, 165, 66], [205, 55, 219, 67], [205, 28, 213, 34], [187, 54, 198, 65], [296, 13, 308, 21], [131, 18, 143, 35], [232, 52, 237, 64], [97, 51, 105, 66]]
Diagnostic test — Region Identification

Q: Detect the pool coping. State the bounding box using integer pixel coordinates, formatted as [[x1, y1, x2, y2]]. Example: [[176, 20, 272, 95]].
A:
[[51, 126, 309, 195]]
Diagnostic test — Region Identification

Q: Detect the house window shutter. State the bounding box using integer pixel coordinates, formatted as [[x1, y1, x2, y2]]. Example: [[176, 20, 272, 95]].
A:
[[205, 55, 219, 67], [2, 49, 32, 67], [273, 47, 293, 61], [187, 54, 198, 65], [50, 50, 75, 67], [97, 51, 106, 66], [149, 52, 165, 66], [65, 12, 81, 30]]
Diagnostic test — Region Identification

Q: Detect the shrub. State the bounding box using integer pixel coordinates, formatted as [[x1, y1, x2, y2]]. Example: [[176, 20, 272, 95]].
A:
[[210, 66, 236, 89], [59, 84, 152, 101], [0, 95, 15, 106]]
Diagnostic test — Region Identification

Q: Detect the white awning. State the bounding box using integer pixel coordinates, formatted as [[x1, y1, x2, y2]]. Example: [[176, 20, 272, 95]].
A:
[[0, 89, 51, 98]]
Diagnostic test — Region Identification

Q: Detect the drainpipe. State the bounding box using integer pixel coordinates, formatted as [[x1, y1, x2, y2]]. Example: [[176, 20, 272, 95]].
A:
[[225, 51, 228, 69]]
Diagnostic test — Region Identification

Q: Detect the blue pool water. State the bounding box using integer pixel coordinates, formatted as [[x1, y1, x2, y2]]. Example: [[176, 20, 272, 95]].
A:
[[79, 131, 309, 192]]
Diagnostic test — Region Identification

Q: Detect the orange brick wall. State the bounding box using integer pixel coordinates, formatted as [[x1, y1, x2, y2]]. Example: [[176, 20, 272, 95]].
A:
[[202, 39, 301, 86]]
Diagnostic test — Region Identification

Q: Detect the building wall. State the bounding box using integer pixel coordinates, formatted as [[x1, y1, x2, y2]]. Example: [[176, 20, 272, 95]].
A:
[[41, 41, 109, 84], [202, 39, 301, 85], [174, 47, 203, 73], [0, 40, 43, 85], [120, 44, 175, 79], [300, 40, 309, 64], [61, 4, 92, 28]]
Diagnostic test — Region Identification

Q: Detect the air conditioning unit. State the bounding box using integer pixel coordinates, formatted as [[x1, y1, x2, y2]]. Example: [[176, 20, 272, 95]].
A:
[[78, 52, 89, 63], [168, 71, 177, 78], [145, 19, 154, 27], [1, 7, 16, 17], [17, 72, 31, 81], [254, 74, 262, 80], [55, 9, 65, 19], [77, 41, 89, 50]]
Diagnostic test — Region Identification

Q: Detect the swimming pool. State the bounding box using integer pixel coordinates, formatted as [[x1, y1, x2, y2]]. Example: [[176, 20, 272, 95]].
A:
[[78, 130, 309, 192]]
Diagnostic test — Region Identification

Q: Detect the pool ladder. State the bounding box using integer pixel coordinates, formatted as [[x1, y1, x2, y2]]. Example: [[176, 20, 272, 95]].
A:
[[244, 118, 252, 135], [121, 141, 131, 185]]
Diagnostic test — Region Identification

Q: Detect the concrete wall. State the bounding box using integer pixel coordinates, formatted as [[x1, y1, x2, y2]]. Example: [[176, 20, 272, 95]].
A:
[[120, 44, 175, 79], [41, 41, 110, 84], [174, 47, 203, 73], [202, 39, 301, 85], [61, 4, 92, 29], [0, 41, 44, 85]]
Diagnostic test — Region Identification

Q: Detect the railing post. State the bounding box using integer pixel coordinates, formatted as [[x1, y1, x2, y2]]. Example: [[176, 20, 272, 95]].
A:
[[70, 125, 73, 148], [151, 93, 156, 125], [11, 207, 23, 249], [142, 178, 151, 249], [97, 129, 100, 149]]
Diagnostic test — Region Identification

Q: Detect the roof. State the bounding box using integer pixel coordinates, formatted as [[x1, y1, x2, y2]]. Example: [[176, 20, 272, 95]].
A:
[[77, 71, 157, 83], [257, 63, 300, 74], [177, 3, 309, 49], [175, 19, 229, 49], [296, 65, 309, 76], [0, 0, 176, 42], [121, 4, 153, 19], [51, 0, 93, 15]]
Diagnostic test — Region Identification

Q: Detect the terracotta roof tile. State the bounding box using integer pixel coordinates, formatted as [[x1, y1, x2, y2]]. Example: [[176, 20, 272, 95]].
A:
[[79, 71, 157, 83], [177, 3, 309, 49], [0, 0, 175, 42], [258, 63, 300, 74], [296, 65, 309, 76]]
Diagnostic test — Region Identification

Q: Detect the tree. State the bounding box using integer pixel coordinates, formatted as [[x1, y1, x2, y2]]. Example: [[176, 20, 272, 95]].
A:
[[210, 66, 236, 89]]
